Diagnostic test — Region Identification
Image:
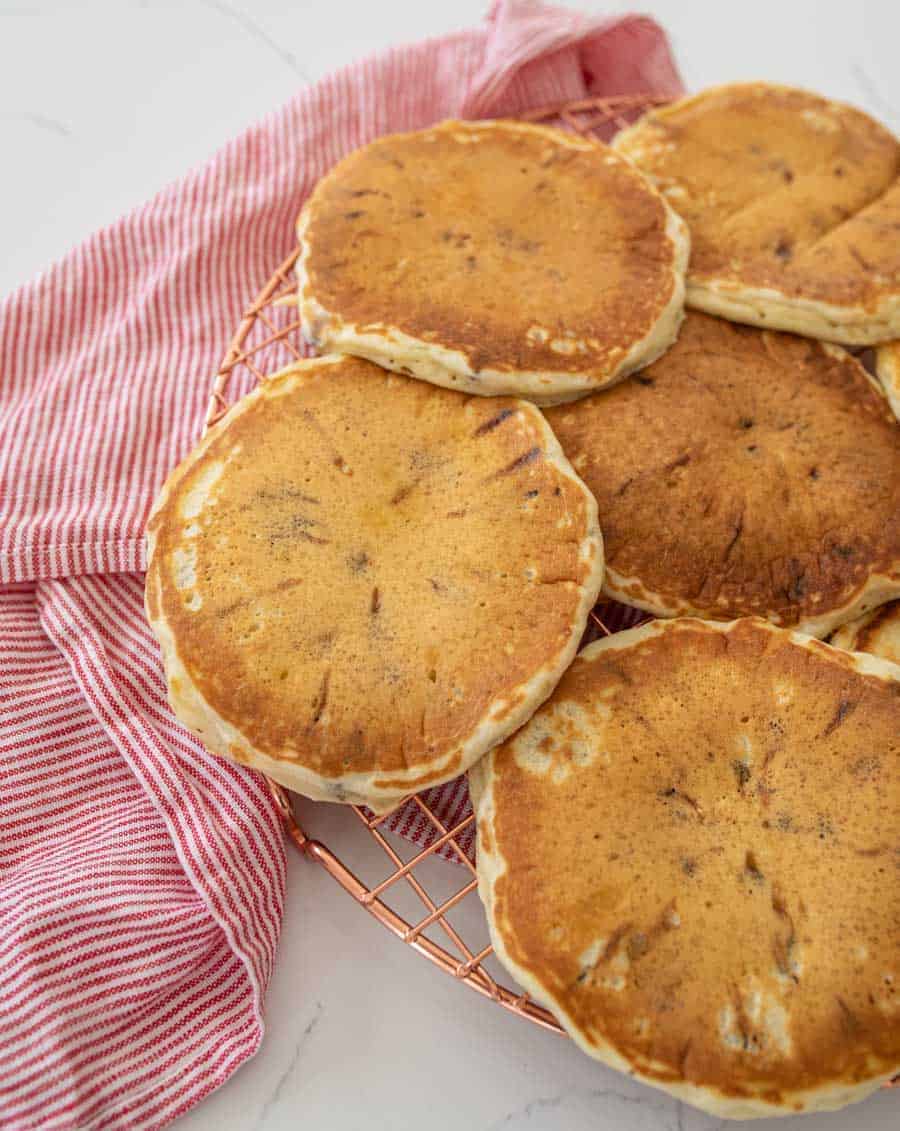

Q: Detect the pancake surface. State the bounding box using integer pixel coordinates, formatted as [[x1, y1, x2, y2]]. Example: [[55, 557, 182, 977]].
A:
[[615, 83, 900, 344], [296, 119, 688, 405], [831, 600, 900, 665], [545, 311, 900, 636], [876, 339, 900, 419], [145, 355, 603, 811], [470, 617, 900, 1118]]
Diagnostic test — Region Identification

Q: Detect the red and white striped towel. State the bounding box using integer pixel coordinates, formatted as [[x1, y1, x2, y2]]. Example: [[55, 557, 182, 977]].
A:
[[0, 3, 680, 1126]]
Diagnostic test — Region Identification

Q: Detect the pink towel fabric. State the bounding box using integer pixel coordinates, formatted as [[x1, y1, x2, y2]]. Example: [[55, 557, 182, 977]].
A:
[[0, 4, 681, 1126]]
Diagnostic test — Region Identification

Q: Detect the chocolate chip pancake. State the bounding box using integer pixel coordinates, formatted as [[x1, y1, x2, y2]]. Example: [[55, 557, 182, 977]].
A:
[[145, 354, 603, 811], [615, 83, 900, 344], [296, 119, 688, 405], [470, 617, 900, 1118], [832, 600, 900, 665], [545, 312, 900, 636]]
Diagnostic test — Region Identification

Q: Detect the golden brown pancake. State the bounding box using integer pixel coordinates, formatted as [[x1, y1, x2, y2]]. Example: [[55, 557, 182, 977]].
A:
[[615, 83, 900, 344], [876, 339, 900, 419], [831, 600, 900, 665], [296, 119, 688, 405], [470, 617, 900, 1118], [145, 354, 603, 811], [545, 312, 900, 636]]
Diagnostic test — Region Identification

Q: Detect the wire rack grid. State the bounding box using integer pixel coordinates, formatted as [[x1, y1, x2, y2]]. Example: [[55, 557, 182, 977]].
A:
[[198, 88, 900, 1097]]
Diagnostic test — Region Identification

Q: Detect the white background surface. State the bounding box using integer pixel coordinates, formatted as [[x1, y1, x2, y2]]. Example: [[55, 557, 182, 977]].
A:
[[3, 3, 899, 1130]]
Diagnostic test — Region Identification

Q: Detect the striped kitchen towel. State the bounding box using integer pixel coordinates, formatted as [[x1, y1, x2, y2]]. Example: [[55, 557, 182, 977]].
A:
[[0, 2, 680, 1126]]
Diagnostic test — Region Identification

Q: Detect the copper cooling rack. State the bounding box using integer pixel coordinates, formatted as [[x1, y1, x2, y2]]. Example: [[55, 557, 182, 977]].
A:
[[200, 89, 900, 1098]]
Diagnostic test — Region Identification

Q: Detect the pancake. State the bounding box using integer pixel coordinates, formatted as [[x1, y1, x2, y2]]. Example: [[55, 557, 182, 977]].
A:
[[296, 119, 689, 406], [470, 616, 900, 1118], [545, 311, 900, 637], [145, 354, 603, 812], [876, 339, 900, 419], [614, 83, 900, 344], [831, 600, 900, 665]]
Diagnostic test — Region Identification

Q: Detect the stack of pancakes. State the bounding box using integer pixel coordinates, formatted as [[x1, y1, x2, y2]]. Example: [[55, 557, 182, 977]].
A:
[[146, 87, 899, 1119]]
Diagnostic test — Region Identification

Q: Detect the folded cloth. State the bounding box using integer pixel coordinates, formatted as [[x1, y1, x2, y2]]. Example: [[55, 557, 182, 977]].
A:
[[0, 3, 681, 1126]]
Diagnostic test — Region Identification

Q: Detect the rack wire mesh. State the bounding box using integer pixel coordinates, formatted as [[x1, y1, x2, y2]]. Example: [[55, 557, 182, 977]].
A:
[[204, 92, 899, 1082]]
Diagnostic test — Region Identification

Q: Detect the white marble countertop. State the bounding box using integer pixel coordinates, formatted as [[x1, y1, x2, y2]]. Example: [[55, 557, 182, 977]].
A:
[[3, 3, 899, 1129]]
